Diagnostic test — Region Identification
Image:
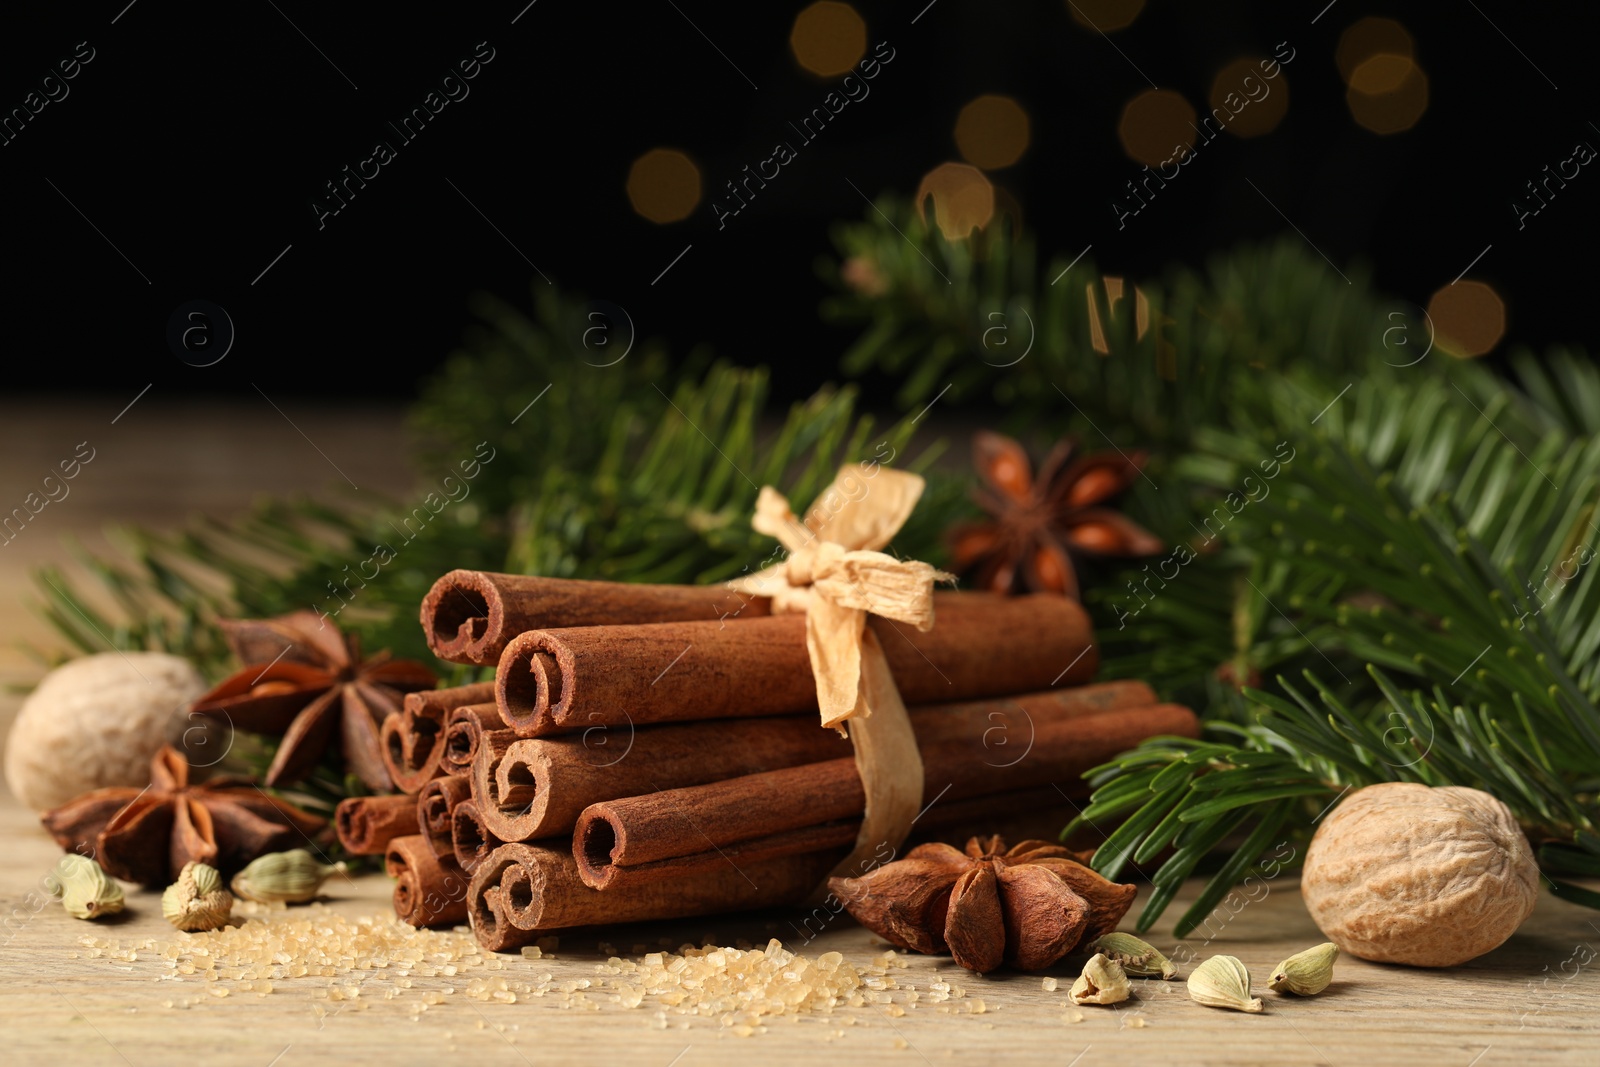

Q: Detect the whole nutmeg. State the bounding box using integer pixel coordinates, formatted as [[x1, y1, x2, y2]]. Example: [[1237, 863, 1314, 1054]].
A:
[[1302, 782, 1540, 967], [4, 652, 205, 811]]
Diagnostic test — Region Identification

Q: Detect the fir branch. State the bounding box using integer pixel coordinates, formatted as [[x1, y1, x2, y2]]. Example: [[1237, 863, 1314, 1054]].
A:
[[825, 196, 1406, 447]]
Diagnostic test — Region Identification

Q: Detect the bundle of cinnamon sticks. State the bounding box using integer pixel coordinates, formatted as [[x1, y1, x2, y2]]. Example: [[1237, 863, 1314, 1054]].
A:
[[336, 570, 1198, 949]]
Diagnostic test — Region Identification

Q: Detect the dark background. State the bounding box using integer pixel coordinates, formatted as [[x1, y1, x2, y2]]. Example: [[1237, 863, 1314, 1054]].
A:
[[2, 1, 1594, 405]]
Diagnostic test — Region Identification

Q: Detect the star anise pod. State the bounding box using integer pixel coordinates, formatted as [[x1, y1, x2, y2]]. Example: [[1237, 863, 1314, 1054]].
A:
[[829, 835, 1136, 973], [190, 611, 437, 790], [40, 745, 326, 887], [948, 432, 1162, 598]]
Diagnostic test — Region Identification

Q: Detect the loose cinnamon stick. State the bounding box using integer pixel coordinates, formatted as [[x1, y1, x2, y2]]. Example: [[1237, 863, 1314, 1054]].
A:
[[441, 703, 509, 776], [575, 702, 1199, 889], [417, 775, 472, 859], [383, 682, 496, 793], [422, 570, 769, 665], [335, 793, 418, 856], [467, 841, 841, 951], [498, 593, 1096, 735], [385, 833, 470, 928], [450, 799, 504, 874], [472, 681, 1155, 843]]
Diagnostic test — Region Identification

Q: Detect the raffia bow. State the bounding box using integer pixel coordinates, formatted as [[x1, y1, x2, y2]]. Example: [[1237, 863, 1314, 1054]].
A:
[[731, 464, 953, 879]]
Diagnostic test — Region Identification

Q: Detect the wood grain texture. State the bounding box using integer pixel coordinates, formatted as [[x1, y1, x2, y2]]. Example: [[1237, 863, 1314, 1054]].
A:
[[1, 794, 1595, 1067]]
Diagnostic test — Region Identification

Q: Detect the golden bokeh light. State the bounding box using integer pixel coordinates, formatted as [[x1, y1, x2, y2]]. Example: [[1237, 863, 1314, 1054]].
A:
[[1347, 57, 1429, 134], [1208, 59, 1289, 138], [625, 148, 701, 224], [915, 163, 995, 240], [1067, 0, 1146, 32], [1337, 17, 1414, 83], [1428, 281, 1505, 358], [954, 95, 1032, 170], [1348, 53, 1414, 95], [790, 2, 867, 77], [1118, 89, 1196, 167]]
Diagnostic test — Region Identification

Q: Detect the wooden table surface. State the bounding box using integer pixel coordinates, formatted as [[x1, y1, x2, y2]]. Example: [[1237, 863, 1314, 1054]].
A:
[[2, 789, 1596, 1067], [1, 400, 1597, 1065]]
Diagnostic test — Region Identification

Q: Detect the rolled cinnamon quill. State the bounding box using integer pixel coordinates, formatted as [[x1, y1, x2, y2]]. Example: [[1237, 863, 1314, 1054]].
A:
[[386, 834, 470, 928], [417, 775, 472, 859], [336, 793, 419, 856], [472, 715, 851, 843], [498, 593, 1096, 735], [467, 845, 539, 952], [473, 681, 1154, 843], [468, 841, 840, 950], [383, 682, 496, 793], [423, 570, 769, 665], [451, 799, 504, 874], [575, 702, 1199, 889], [441, 703, 508, 776], [559, 787, 1088, 897]]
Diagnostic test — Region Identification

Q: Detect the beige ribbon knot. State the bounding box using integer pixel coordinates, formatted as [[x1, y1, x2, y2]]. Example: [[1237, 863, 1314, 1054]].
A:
[[733, 465, 952, 879]]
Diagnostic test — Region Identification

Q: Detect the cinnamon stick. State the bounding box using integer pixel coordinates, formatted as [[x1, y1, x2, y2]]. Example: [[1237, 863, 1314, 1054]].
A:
[[472, 681, 1155, 843], [450, 798, 504, 874], [472, 715, 851, 843], [467, 841, 841, 951], [497, 593, 1096, 735], [578, 823, 863, 892], [466, 845, 540, 952], [422, 570, 770, 665], [335, 793, 418, 856], [574, 702, 1199, 889], [383, 682, 496, 793], [441, 703, 509, 776], [385, 833, 470, 928], [557, 788, 1087, 898], [417, 775, 472, 859]]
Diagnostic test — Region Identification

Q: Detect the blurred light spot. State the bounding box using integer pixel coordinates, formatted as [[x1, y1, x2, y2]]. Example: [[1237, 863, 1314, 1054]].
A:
[[1347, 58, 1429, 134], [841, 256, 886, 296], [626, 149, 701, 224], [1428, 281, 1505, 358], [915, 163, 995, 240], [954, 95, 1032, 170], [1349, 53, 1414, 94], [1208, 59, 1288, 138], [1067, 0, 1145, 32], [790, 2, 867, 77], [1118, 89, 1196, 166], [1337, 17, 1414, 84]]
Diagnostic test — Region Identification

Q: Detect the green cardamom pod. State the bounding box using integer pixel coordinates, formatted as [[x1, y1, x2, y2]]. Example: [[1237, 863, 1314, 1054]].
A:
[[162, 861, 233, 932], [1069, 953, 1132, 1005], [1269, 942, 1338, 995], [1187, 954, 1263, 1013], [46, 855, 124, 920], [1087, 931, 1177, 979], [230, 849, 344, 904]]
